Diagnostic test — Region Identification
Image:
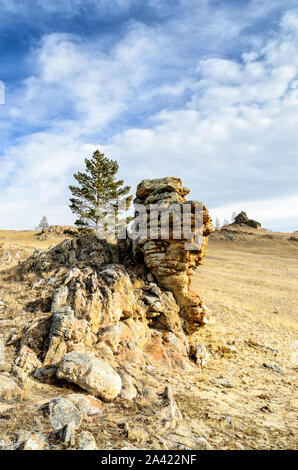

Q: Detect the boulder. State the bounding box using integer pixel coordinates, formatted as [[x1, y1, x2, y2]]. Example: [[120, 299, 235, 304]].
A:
[[57, 352, 122, 401]]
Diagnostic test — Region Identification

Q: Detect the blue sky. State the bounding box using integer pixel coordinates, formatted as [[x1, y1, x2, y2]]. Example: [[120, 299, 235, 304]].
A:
[[0, 0, 298, 231]]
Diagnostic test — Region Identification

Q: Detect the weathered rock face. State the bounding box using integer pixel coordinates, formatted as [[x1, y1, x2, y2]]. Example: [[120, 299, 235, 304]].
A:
[[134, 177, 214, 332], [17, 177, 213, 398], [232, 211, 261, 229]]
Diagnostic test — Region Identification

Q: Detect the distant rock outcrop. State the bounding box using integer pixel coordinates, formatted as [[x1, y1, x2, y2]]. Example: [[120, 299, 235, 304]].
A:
[[231, 211, 261, 229]]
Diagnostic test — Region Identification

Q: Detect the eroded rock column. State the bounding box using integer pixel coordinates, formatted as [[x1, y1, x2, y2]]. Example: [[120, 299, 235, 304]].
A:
[[134, 177, 214, 332]]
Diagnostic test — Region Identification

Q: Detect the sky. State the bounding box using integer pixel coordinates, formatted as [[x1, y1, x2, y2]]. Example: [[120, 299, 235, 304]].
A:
[[0, 0, 298, 232]]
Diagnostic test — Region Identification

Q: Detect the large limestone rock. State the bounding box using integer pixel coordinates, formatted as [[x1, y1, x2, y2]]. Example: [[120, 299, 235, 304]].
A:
[[134, 177, 214, 331], [57, 352, 122, 401]]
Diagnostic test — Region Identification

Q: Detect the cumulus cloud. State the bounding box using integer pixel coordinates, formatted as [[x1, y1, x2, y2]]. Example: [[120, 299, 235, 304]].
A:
[[0, 5, 298, 230]]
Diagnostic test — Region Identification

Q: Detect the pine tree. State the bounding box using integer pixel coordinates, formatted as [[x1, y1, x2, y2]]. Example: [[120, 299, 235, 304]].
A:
[[215, 217, 220, 229], [36, 216, 49, 231], [69, 150, 132, 237]]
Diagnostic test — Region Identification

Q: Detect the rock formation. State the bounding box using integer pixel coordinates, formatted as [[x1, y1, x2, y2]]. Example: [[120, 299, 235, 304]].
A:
[[231, 211, 261, 229], [134, 177, 214, 332], [16, 177, 213, 400]]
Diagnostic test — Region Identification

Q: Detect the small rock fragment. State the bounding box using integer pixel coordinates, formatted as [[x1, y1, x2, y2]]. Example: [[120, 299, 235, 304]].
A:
[[67, 393, 104, 416], [0, 374, 22, 401]]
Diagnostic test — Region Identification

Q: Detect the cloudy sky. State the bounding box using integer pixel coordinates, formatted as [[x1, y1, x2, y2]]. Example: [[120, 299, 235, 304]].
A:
[[0, 0, 298, 231]]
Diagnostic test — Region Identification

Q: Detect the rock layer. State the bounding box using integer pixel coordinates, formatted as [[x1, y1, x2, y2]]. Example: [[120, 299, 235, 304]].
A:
[[134, 177, 214, 331]]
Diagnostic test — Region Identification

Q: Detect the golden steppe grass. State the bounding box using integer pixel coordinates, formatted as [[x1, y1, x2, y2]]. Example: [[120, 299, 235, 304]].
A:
[[0, 227, 297, 449]]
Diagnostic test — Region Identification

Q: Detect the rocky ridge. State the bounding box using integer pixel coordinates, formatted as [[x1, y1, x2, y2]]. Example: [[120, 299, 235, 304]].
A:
[[0, 177, 214, 449]]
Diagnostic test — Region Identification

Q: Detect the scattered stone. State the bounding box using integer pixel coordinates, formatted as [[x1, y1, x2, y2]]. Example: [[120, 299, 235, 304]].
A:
[[48, 397, 82, 431], [159, 385, 182, 426], [0, 436, 14, 450], [195, 437, 213, 450], [190, 344, 208, 367], [32, 279, 44, 289], [67, 393, 104, 416], [119, 371, 137, 400], [262, 363, 283, 374], [58, 422, 76, 447], [260, 404, 274, 413], [51, 286, 69, 313], [0, 375, 22, 401], [11, 365, 28, 384], [217, 378, 235, 388], [0, 362, 12, 373], [57, 352, 122, 401], [77, 431, 97, 450]]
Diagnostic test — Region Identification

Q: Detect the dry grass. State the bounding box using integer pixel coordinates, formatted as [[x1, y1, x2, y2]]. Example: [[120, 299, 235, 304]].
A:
[[0, 227, 297, 449]]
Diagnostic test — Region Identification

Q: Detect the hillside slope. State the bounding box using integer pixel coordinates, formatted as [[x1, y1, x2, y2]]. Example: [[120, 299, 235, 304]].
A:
[[0, 228, 297, 450]]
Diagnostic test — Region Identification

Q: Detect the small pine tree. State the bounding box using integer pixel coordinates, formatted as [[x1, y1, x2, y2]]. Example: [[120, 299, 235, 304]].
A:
[[215, 217, 221, 229], [69, 150, 132, 236], [36, 216, 49, 231]]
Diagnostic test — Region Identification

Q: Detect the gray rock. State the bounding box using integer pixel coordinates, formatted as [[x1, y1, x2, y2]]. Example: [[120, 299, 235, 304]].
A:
[[262, 363, 283, 374], [22, 433, 47, 450], [49, 397, 82, 431], [57, 352, 122, 401], [218, 378, 235, 388], [119, 371, 137, 400], [58, 422, 76, 447], [51, 286, 68, 313], [67, 393, 103, 416]]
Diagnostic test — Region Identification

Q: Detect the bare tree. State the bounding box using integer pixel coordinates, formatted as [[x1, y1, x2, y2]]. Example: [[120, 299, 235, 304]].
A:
[[36, 216, 49, 231]]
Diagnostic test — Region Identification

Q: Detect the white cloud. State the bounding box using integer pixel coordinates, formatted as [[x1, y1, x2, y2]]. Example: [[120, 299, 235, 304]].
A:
[[1, 7, 298, 231]]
